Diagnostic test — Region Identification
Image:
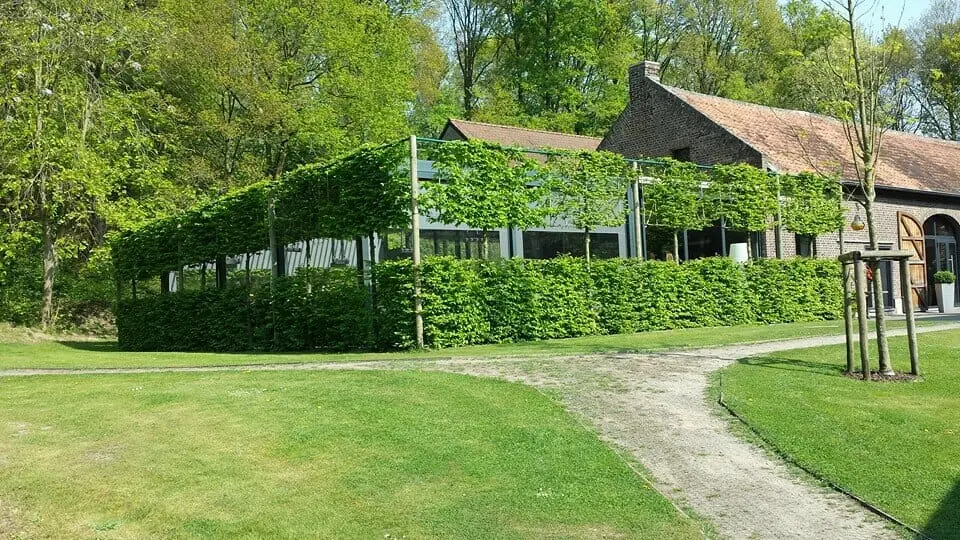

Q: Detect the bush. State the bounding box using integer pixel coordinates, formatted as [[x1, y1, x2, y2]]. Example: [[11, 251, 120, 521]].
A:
[[117, 267, 371, 352], [934, 270, 956, 284], [118, 256, 844, 352], [372, 256, 842, 349]]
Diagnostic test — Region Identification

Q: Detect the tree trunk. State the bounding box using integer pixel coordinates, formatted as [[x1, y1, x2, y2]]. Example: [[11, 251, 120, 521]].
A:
[[482, 231, 490, 260], [41, 217, 56, 329], [672, 231, 679, 262], [746, 234, 753, 261]]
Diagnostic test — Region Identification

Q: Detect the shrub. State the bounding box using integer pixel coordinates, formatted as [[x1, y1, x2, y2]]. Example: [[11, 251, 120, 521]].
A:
[[934, 270, 956, 284], [117, 267, 371, 352], [118, 256, 844, 352]]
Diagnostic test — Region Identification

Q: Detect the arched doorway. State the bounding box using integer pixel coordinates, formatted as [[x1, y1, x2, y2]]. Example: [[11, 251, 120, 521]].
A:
[[924, 214, 960, 307]]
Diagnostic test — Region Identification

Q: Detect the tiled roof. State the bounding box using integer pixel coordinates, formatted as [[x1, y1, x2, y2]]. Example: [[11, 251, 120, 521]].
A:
[[665, 86, 960, 194], [442, 119, 602, 152]]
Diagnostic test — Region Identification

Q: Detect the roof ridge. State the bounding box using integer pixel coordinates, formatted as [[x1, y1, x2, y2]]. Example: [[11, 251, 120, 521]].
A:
[[450, 118, 603, 141], [664, 85, 960, 149]]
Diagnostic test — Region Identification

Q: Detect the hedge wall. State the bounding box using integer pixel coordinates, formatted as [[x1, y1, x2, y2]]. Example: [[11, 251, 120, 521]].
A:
[[117, 256, 842, 352], [117, 268, 372, 352]]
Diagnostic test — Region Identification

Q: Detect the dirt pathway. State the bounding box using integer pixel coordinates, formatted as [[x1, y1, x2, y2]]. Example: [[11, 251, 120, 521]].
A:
[[4, 324, 957, 538]]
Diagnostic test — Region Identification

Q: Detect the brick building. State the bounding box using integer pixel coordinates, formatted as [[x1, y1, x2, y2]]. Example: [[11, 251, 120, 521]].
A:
[[441, 62, 960, 311]]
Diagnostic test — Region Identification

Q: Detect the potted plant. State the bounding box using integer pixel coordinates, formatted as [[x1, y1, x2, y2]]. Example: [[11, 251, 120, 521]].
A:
[[934, 270, 956, 313]]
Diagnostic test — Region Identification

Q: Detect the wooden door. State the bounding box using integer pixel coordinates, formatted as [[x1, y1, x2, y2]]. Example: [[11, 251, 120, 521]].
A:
[[898, 212, 927, 308]]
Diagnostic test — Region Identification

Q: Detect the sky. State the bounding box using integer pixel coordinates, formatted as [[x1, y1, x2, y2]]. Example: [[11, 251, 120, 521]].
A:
[[857, 0, 931, 30]]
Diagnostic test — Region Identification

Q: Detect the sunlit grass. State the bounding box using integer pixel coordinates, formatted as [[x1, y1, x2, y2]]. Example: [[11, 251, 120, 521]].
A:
[[0, 370, 701, 538], [717, 329, 960, 537]]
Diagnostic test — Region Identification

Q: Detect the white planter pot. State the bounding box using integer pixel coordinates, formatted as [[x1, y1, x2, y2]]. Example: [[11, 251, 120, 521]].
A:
[[936, 282, 955, 313]]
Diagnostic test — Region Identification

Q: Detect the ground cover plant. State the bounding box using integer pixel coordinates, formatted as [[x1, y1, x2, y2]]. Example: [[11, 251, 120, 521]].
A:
[[0, 319, 891, 371], [0, 370, 703, 539], [716, 329, 960, 537]]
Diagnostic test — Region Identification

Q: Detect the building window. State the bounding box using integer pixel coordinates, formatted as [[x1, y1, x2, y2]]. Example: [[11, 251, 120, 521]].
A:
[[523, 231, 620, 259], [796, 234, 816, 257], [384, 229, 501, 259], [671, 147, 691, 162]]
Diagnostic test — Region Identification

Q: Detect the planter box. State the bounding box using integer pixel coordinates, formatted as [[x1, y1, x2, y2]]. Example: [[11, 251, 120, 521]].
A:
[[936, 282, 956, 313]]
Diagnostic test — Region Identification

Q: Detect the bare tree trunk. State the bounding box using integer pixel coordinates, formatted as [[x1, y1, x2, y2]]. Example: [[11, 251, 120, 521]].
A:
[[482, 231, 489, 260], [673, 231, 679, 262], [41, 216, 56, 329]]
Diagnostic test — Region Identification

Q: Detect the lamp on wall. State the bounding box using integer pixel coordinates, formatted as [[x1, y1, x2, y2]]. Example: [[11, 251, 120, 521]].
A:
[[851, 211, 865, 231]]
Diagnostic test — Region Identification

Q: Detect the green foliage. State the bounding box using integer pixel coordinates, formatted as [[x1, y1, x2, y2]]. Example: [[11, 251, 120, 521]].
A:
[[546, 150, 631, 231], [421, 140, 548, 233], [707, 163, 779, 232], [642, 159, 710, 232], [113, 142, 408, 282], [744, 258, 842, 323], [117, 268, 371, 352], [372, 256, 842, 350], [780, 172, 844, 236], [934, 270, 956, 284]]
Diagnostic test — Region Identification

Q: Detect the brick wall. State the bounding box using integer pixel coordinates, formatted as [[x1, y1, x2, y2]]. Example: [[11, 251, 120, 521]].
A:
[[600, 67, 763, 166]]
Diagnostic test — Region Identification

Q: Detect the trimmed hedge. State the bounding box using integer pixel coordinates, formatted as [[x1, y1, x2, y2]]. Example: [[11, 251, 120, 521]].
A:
[[117, 256, 842, 352], [373, 256, 840, 349], [117, 268, 372, 352]]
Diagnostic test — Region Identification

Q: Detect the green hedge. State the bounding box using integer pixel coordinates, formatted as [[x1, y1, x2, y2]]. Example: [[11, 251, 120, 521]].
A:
[[117, 256, 842, 352], [117, 268, 372, 352], [372, 256, 840, 349]]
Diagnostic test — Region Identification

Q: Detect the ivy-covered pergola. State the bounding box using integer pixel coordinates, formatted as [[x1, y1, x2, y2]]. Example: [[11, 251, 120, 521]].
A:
[[113, 135, 847, 348]]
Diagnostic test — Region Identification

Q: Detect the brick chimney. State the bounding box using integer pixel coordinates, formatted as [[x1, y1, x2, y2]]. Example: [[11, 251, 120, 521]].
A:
[[629, 60, 660, 102]]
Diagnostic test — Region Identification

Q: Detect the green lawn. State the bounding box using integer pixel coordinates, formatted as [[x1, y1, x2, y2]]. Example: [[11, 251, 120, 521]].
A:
[[717, 329, 960, 538], [0, 370, 702, 539], [0, 319, 916, 370]]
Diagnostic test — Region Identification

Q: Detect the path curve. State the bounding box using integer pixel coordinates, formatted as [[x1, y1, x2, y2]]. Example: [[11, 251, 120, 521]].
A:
[[4, 324, 957, 539]]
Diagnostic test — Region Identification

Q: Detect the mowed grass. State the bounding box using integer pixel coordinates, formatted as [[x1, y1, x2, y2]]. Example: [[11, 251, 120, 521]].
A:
[[0, 319, 910, 370], [717, 329, 960, 538], [0, 370, 702, 539]]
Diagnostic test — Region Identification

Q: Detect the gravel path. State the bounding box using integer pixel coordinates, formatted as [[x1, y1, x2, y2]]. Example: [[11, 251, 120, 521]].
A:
[[4, 323, 957, 539]]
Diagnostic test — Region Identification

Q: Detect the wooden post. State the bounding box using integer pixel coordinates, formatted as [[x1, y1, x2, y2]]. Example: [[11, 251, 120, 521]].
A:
[[843, 263, 855, 374], [899, 258, 920, 375], [775, 178, 783, 259], [268, 196, 279, 283], [854, 258, 871, 380], [640, 184, 648, 260], [631, 163, 642, 260], [410, 135, 424, 348]]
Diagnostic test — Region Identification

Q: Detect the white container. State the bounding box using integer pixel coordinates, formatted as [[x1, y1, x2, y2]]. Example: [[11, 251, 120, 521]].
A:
[[729, 243, 749, 264], [936, 282, 955, 313]]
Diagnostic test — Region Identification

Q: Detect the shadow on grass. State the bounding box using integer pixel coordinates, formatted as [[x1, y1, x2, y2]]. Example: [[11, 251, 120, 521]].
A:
[[736, 355, 844, 376], [925, 479, 960, 539], [56, 341, 120, 353]]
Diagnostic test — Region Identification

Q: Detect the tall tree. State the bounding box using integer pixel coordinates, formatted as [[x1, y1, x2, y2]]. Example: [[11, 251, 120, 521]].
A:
[[444, 0, 501, 118], [821, 0, 904, 375], [162, 0, 415, 189], [0, 0, 182, 327]]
